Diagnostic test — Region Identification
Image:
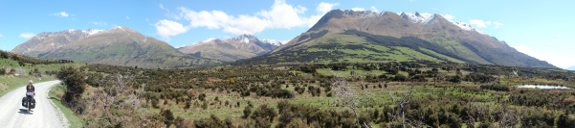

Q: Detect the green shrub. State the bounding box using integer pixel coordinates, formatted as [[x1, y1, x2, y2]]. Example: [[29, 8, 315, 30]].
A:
[[480, 84, 509, 91]]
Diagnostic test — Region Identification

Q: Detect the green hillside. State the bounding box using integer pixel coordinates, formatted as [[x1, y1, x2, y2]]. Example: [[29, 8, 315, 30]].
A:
[[14, 27, 218, 69], [259, 9, 554, 68], [0, 50, 79, 95], [238, 31, 466, 65]]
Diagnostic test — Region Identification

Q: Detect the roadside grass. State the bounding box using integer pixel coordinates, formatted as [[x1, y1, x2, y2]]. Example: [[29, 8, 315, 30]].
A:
[[0, 58, 84, 126], [0, 57, 81, 96], [0, 75, 56, 96], [48, 83, 84, 128]]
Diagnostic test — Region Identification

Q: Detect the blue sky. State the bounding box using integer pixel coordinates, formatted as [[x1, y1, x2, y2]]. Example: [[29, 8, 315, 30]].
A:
[[0, 0, 574, 68]]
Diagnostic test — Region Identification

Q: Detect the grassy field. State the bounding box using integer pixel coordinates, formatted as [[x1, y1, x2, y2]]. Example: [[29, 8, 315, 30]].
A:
[[0, 75, 56, 96], [0, 57, 80, 96], [55, 62, 575, 127]]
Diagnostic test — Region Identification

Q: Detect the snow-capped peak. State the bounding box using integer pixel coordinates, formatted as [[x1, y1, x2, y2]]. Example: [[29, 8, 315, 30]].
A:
[[115, 26, 125, 30], [400, 12, 435, 24], [66, 29, 77, 33], [110, 26, 133, 32], [82, 29, 104, 36], [203, 38, 217, 42], [453, 22, 474, 31], [61, 29, 104, 37], [229, 34, 256, 44], [187, 38, 218, 47], [439, 14, 480, 32], [261, 39, 286, 46], [241, 36, 250, 44], [400, 11, 481, 32]]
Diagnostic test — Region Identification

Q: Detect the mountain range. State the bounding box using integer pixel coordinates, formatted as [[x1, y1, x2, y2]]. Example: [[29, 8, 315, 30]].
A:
[[12, 10, 555, 69], [238, 10, 555, 68], [12, 26, 215, 68], [178, 34, 282, 62]]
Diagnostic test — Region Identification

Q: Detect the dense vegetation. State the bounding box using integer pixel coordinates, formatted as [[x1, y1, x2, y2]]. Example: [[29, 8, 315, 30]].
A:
[[0, 50, 73, 65], [56, 61, 575, 127]]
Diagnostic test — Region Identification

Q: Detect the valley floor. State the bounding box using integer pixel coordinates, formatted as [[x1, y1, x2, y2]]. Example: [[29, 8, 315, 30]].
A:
[[55, 62, 575, 127]]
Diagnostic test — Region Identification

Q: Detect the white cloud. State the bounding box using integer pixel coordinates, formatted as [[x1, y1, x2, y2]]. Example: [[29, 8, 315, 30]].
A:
[[52, 11, 70, 17], [157, 0, 338, 36], [257, 0, 309, 29], [155, 19, 189, 37], [317, 2, 338, 14], [179, 9, 260, 34], [182, 10, 230, 29], [19, 33, 35, 39], [307, 2, 338, 27]]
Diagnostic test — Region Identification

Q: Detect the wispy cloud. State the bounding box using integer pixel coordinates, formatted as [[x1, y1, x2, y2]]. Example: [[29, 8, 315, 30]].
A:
[[155, 0, 338, 37], [317, 2, 339, 14], [0, 33, 3, 38], [159, 3, 167, 11], [351, 6, 379, 12], [52, 11, 70, 17], [441, 14, 503, 30], [19, 32, 35, 39]]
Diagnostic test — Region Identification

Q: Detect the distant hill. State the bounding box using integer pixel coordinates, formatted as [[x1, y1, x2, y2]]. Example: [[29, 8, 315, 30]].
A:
[[568, 66, 575, 71], [238, 10, 555, 68], [12, 26, 216, 68], [0, 50, 72, 65], [178, 34, 281, 62]]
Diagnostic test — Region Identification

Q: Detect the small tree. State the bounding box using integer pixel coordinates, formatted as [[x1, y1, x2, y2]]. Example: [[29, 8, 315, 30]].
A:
[[57, 67, 86, 112], [198, 93, 206, 101], [242, 105, 252, 119], [160, 109, 175, 127], [249, 104, 277, 128]]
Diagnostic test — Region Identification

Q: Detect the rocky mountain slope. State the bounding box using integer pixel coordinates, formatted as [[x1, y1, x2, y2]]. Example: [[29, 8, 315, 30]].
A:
[[178, 34, 281, 62], [240, 10, 555, 68], [12, 26, 215, 68], [12, 29, 103, 57]]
